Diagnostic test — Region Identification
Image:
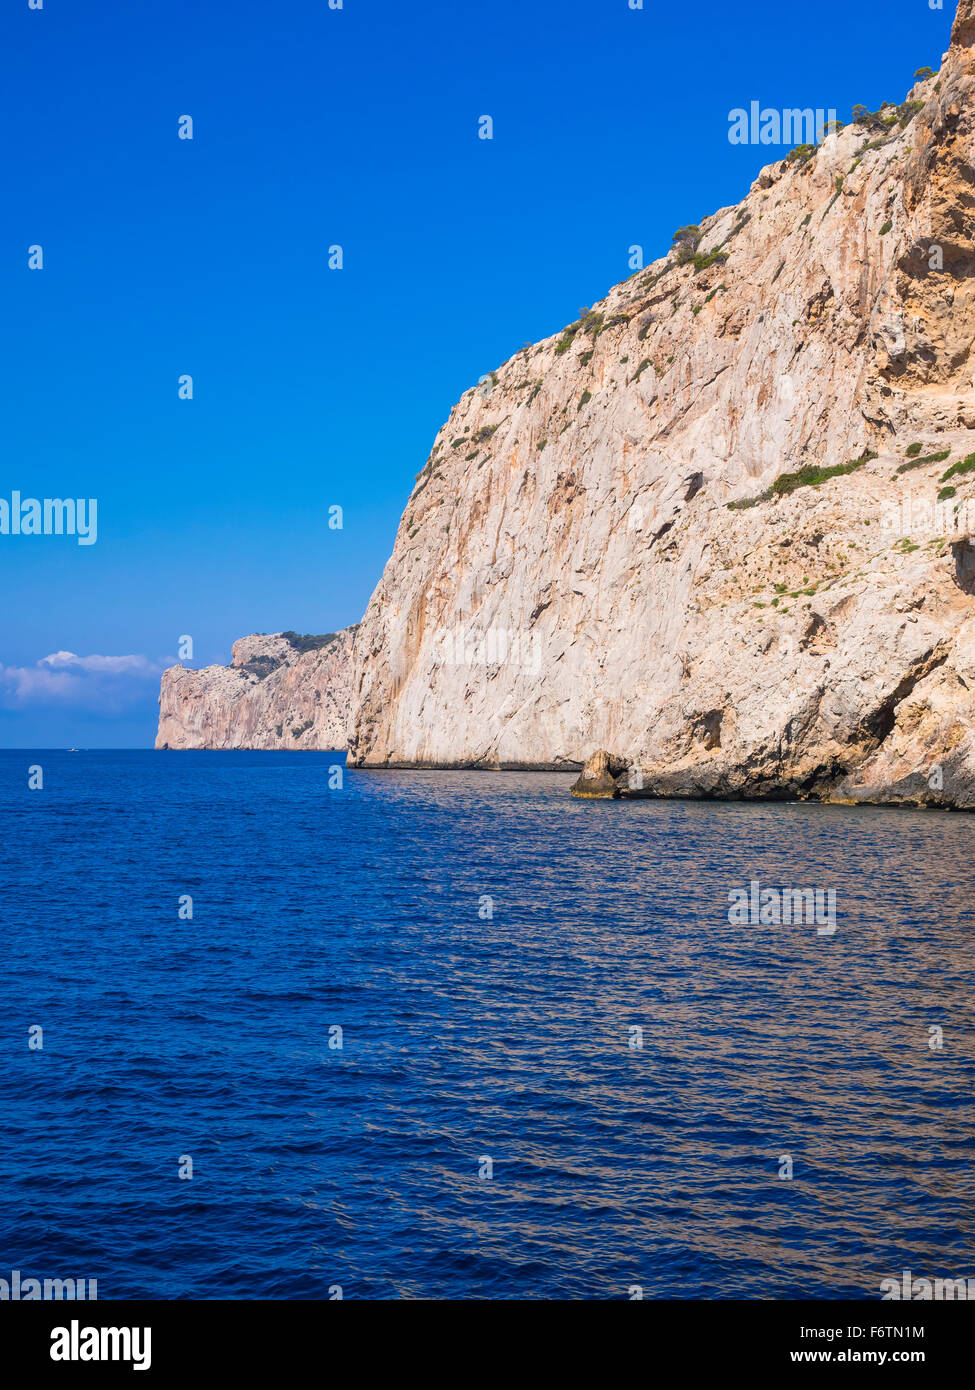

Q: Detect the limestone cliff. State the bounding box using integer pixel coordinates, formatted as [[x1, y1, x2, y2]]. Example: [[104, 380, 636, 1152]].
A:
[[347, 3, 975, 807], [155, 629, 355, 751]]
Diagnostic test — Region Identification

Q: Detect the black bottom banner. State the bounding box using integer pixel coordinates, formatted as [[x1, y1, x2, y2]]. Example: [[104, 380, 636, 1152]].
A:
[[2, 1298, 970, 1377]]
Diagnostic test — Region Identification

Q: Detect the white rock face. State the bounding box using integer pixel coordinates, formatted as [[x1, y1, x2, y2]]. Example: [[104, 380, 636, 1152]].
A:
[[156, 629, 355, 750], [347, 5, 975, 807]]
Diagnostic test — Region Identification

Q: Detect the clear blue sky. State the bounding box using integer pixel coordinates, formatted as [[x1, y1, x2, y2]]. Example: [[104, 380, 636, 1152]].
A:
[[0, 0, 954, 745]]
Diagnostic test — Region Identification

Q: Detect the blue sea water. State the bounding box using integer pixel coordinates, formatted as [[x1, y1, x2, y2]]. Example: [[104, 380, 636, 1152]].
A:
[[1, 748, 974, 1300]]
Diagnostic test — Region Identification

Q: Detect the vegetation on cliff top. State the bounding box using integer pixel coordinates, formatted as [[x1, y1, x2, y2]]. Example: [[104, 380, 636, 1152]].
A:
[[282, 631, 341, 653]]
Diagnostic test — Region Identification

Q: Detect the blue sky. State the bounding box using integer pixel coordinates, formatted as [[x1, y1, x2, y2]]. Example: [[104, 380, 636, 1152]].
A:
[[0, 0, 954, 745]]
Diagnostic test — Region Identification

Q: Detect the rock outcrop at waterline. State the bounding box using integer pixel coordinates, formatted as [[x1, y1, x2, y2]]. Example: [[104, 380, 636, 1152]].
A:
[[570, 750, 629, 798], [155, 629, 355, 750], [346, 2, 975, 808]]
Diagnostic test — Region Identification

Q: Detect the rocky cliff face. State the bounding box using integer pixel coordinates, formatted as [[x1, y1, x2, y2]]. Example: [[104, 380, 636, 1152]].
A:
[[156, 628, 355, 751], [347, 4, 975, 808]]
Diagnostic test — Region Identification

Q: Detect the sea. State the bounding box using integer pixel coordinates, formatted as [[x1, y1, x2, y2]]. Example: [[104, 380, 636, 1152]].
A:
[[2, 749, 973, 1300]]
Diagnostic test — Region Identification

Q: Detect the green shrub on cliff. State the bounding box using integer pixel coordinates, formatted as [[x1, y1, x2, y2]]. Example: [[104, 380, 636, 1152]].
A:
[[941, 452, 975, 483], [896, 449, 950, 474], [691, 249, 729, 274], [771, 451, 876, 496], [554, 324, 579, 355], [241, 653, 283, 681], [727, 450, 877, 510], [671, 225, 701, 249]]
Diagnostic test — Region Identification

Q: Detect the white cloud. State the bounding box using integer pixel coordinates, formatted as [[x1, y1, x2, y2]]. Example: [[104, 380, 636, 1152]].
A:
[[0, 652, 165, 709], [38, 650, 158, 675]]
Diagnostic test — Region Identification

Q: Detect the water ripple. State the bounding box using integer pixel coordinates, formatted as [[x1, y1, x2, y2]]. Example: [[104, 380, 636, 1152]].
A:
[[1, 750, 973, 1299]]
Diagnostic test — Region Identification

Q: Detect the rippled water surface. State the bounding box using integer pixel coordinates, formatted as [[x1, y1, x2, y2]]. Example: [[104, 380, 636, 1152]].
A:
[[2, 749, 974, 1299]]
